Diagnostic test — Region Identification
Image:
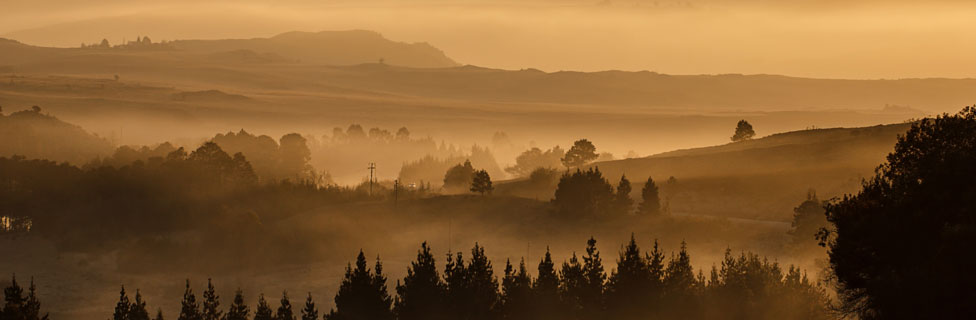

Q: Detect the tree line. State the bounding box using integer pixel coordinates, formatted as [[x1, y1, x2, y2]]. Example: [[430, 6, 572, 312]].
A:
[[96, 236, 828, 320]]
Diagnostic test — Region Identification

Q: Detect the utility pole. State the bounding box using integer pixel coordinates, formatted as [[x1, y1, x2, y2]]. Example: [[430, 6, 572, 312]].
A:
[[394, 179, 399, 208], [367, 162, 376, 196]]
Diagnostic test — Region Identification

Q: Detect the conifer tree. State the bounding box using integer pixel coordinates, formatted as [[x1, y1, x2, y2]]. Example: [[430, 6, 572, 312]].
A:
[[130, 290, 151, 320], [324, 251, 394, 320], [24, 278, 46, 320], [558, 252, 585, 317], [606, 235, 655, 319], [532, 248, 561, 319], [394, 242, 446, 320], [3, 274, 26, 320], [300, 293, 317, 320], [225, 289, 249, 320], [662, 241, 700, 319], [274, 291, 295, 320], [114, 286, 131, 320], [202, 279, 221, 320], [638, 177, 661, 215], [470, 170, 494, 195], [613, 175, 633, 215], [500, 259, 533, 320], [253, 295, 273, 320], [153, 309, 165, 320], [580, 238, 606, 319], [465, 244, 500, 320], [178, 280, 202, 320]]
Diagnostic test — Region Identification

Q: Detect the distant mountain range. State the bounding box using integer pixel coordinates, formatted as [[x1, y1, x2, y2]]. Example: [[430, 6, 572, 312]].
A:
[[0, 30, 458, 68]]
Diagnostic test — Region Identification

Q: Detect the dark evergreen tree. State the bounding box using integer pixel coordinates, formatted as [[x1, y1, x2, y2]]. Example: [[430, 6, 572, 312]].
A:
[[532, 248, 561, 319], [499, 259, 532, 320], [24, 278, 47, 320], [638, 177, 661, 216], [324, 251, 394, 320], [3, 274, 26, 320], [443, 244, 499, 320], [470, 170, 493, 195], [605, 235, 655, 319], [129, 290, 151, 320], [153, 309, 165, 320], [558, 253, 585, 319], [178, 280, 202, 320], [661, 242, 700, 319], [114, 286, 132, 320], [612, 175, 633, 215], [394, 242, 446, 320], [225, 289, 249, 320], [579, 238, 605, 320], [821, 107, 976, 318], [274, 292, 295, 320], [253, 295, 273, 320], [300, 293, 317, 320], [202, 279, 221, 320]]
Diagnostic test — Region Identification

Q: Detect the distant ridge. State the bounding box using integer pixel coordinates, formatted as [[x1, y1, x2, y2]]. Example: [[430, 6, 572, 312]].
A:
[[170, 30, 458, 68]]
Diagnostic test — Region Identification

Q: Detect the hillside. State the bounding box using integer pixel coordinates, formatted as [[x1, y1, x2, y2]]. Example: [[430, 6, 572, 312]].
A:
[[0, 107, 114, 164], [170, 30, 458, 68], [498, 123, 912, 221]]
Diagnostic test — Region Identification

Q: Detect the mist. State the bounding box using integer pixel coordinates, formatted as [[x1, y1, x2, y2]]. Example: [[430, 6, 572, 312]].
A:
[[3, 0, 976, 319]]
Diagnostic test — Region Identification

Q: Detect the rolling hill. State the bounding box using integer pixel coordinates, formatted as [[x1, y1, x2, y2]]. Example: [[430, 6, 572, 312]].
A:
[[498, 123, 912, 221]]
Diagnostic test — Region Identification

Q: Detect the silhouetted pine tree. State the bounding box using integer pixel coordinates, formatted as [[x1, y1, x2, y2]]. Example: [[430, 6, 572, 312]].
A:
[[499, 259, 532, 320], [638, 177, 661, 215], [662, 241, 701, 319], [443, 245, 500, 320], [613, 175, 633, 215], [300, 293, 317, 320], [579, 238, 605, 320], [558, 253, 585, 319], [253, 295, 273, 320], [178, 280, 202, 320], [394, 242, 446, 320], [153, 309, 165, 320], [274, 291, 295, 320], [324, 251, 394, 320], [130, 290, 151, 320], [3, 274, 26, 320], [202, 279, 221, 320], [532, 248, 562, 319], [225, 289, 249, 320], [24, 278, 47, 320], [114, 286, 131, 320], [606, 235, 655, 319]]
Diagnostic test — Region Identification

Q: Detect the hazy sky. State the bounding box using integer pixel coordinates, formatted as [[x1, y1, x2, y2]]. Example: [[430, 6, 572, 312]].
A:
[[3, 0, 976, 79]]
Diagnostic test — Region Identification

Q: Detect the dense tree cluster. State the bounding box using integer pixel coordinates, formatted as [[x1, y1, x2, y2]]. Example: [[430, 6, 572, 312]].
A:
[[0, 141, 367, 257], [210, 130, 314, 182], [552, 168, 659, 217], [443, 160, 476, 192], [505, 146, 565, 177], [821, 107, 976, 318], [103, 237, 827, 320]]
